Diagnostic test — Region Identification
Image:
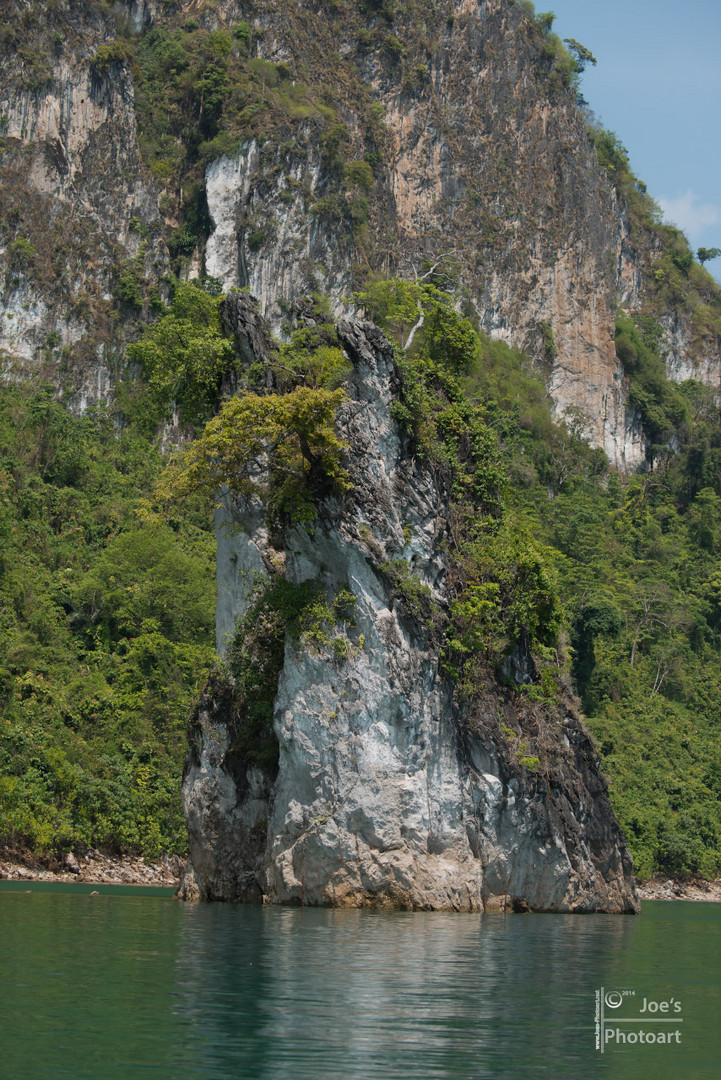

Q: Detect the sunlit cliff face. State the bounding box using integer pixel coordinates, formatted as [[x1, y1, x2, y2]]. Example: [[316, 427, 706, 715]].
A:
[[1, 0, 719, 467], [180, 311, 639, 913]]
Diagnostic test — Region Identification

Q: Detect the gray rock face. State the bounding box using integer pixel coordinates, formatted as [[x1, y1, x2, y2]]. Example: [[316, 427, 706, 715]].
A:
[[182, 316, 639, 913], [193, 0, 719, 471], [205, 140, 353, 336], [0, 7, 164, 409]]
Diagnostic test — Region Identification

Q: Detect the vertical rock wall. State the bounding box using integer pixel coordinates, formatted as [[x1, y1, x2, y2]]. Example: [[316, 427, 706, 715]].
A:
[[2, 0, 718, 461], [181, 314, 639, 913], [197, 0, 661, 467], [0, 1, 162, 409]]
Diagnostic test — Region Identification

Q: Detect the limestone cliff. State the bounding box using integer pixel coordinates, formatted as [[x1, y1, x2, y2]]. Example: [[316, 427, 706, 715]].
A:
[[2, 0, 719, 467], [180, 304, 638, 912], [0, 0, 167, 411], [200, 0, 641, 463]]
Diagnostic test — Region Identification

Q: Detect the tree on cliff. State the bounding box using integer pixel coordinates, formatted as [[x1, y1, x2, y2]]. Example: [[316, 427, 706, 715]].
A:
[[159, 387, 351, 524], [563, 38, 597, 72], [127, 282, 235, 428], [697, 247, 721, 266]]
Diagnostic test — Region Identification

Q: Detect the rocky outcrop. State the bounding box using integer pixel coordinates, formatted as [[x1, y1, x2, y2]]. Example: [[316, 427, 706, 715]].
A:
[[0, 848, 183, 886], [180, 314, 639, 913], [205, 140, 354, 334]]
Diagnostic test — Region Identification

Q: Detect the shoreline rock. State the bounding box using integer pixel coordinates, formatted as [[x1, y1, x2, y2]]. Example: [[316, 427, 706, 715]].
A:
[[0, 849, 184, 888], [183, 316, 639, 914], [2, 853, 718, 903], [637, 876, 721, 903]]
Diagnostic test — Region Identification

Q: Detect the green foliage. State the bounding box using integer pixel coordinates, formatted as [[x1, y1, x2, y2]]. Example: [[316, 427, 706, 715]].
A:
[[222, 578, 315, 769], [275, 301, 352, 391], [423, 297, 479, 375], [222, 577, 361, 767], [547, 414, 721, 879], [0, 383, 216, 858], [297, 587, 363, 660], [91, 41, 130, 77], [562, 37, 596, 73], [615, 313, 690, 458], [357, 277, 550, 469], [379, 559, 438, 625], [589, 127, 663, 232], [585, 116, 720, 354], [585, 695, 721, 880], [354, 279, 478, 373], [535, 11, 555, 34], [233, 22, 252, 51], [525, 10, 581, 93], [161, 386, 351, 525], [320, 123, 350, 173], [345, 159, 374, 193], [538, 320, 556, 364], [355, 277, 721, 879], [127, 282, 235, 428], [354, 278, 425, 345], [130, 12, 346, 198], [303, 130, 377, 235], [697, 247, 721, 266], [9, 237, 36, 264], [402, 62, 430, 96], [14, 41, 52, 92], [133, 24, 232, 166], [309, 194, 347, 223], [357, 278, 561, 675], [114, 259, 144, 309], [571, 596, 623, 701], [380, 33, 403, 59], [167, 184, 211, 263], [70, 524, 213, 647], [247, 229, 268, 252], [156, 291, 353, 528], [447, 521, 562, 687]]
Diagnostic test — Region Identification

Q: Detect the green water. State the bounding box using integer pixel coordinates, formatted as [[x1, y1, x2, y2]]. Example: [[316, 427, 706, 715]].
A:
[[0, 885, 719, 1080]]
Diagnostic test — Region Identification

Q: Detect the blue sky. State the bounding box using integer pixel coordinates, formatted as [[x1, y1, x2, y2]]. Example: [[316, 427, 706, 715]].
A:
[[544, 0, 721, 281]]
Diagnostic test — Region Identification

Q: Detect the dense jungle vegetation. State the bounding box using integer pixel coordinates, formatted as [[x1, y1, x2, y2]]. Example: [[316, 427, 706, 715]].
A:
[[0, 324, 217, 859]]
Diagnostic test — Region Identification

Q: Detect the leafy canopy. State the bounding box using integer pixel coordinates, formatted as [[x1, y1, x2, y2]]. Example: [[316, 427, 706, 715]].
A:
[[354, 279, 479, 373], [0, 383, 216, 859], [127, 282, 235, 427], [160, 386, 351, 524]]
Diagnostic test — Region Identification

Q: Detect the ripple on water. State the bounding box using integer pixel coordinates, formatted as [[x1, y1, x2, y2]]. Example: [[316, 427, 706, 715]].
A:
[[0, 890, 719, 1080]]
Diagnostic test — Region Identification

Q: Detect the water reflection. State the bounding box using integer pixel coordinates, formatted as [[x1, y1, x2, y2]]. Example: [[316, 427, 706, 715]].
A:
[[0, 891, 182, 1080], [1, 888, 718, 1080], [172, 905, 638, 1079]]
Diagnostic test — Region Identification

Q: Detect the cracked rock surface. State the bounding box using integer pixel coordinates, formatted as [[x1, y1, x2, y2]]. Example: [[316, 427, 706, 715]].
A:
[[180, 315, 638, 913]]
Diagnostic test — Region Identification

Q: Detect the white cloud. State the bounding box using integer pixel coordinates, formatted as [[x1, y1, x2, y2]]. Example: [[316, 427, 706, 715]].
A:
[[658, 190, 720, 240]]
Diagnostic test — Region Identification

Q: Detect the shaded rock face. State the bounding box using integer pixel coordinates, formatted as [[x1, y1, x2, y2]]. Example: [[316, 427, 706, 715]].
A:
[[182, 673, 273, 904], [205, 141, 354, 335], [182, 315, 639, 913]]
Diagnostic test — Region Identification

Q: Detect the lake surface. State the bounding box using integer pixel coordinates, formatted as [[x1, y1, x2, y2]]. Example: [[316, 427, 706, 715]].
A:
[[1, 884, 719, 1080]]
